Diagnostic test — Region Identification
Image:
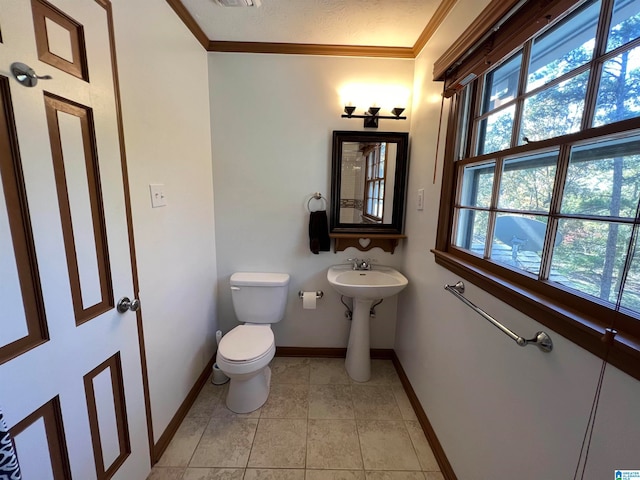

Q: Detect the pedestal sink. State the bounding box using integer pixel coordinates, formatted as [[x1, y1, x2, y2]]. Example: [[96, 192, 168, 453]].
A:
[[327, 265, 408, 382]]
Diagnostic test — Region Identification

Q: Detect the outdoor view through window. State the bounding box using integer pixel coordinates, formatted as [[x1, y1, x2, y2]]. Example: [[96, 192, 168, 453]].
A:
[[449, 0, 640, 320]]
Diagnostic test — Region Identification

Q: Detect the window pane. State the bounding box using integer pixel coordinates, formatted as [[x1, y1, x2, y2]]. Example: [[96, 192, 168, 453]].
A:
[[482, 52, 522, 114], [561, 135, 640, 218], [477, 105, 515, 155], [498, 151, 558, 212], [527, 0, 599, 92], [454, 208, 488, 255], [520, 71, 589, 143], [593, 45, 640, 126], [491, 214, 549, 274], [460, 162, 495, 208], [550, 219, 633, 304], [606, 0, 640, 52], [620, 232, 640, 314]]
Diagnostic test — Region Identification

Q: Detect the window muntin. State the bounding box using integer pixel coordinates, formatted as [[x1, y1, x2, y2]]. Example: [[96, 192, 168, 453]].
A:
[[363, 143, 386, 221], [561, 135, 640, 218], [593, 44, 640, 127], [606, 0, 640, 52], [498, 151, 558, 213], [520, 71, 590, 143], [526, 0, 600, 92], [550, 219, 634, 307], [443, 0, 640, 327]]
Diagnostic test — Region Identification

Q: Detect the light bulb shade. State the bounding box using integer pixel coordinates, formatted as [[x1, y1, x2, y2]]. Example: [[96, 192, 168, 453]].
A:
[[367, 107, 381, 116], [343, 105, 356, 117], [391, 107, 405, 117]]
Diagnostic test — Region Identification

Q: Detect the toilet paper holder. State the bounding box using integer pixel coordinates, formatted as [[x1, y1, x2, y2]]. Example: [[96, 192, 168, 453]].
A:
[[298, 290, 324, 299]]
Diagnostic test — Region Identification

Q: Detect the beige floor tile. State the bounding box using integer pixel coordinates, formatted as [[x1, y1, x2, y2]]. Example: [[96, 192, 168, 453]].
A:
[[354, 360, 401, 386], [260, 383, 309, 418], [357, 420, 421, 471], [365, 472, 426, 480], [188, 382, 225, 418], [306, 471, 365, 480], [309, 358, 351, 385], [404, 421, 439, 471], [211, 392, 261, 419], [156, 416, 209, 467], [248, 418, 307, 468], [244, 469, 305, 479], [270, 357, 310, 384], [308, 384, 354, 419], [306, 419, 363, 470], [182, 468, 244, 479], [146, 466, 185, 480], [189, 417, 258, 468], [352, 385, 402, 420], [423, 473, 444, 480], [391, 386, 418, 421]]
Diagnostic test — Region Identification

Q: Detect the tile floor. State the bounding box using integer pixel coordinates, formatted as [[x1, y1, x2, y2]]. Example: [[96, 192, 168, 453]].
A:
[[147, 357, 444, 480]]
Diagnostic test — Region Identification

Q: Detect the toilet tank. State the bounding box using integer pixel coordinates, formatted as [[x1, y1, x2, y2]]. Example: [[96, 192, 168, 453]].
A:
[[230, 272, 290, 324]]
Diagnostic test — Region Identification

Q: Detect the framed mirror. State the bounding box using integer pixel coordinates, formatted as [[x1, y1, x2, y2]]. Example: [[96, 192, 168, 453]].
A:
[[330, 130, 409, 235]]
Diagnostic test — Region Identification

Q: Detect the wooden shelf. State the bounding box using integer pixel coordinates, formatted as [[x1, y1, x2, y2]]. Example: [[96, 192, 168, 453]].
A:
[[329, 233, 407, 254]]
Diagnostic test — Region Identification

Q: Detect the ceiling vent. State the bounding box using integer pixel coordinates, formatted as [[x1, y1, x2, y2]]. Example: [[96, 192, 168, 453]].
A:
[[214, 0, 261, 6]]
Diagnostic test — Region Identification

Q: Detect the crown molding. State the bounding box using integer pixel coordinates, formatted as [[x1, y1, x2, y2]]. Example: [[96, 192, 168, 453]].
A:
[[166, 0, 457, 59]]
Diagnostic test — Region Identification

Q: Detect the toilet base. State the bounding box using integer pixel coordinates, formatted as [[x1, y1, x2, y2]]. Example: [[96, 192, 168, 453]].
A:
[[226, 366, 272, 413]]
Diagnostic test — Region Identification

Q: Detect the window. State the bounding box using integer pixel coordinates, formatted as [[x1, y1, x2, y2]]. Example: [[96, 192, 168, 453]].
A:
[[435, 0, 640, 379], [363, 143, 386, 222]]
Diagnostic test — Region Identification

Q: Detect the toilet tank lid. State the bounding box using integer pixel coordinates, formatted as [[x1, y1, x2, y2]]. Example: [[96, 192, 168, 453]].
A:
[[230, 272, 290, 287]]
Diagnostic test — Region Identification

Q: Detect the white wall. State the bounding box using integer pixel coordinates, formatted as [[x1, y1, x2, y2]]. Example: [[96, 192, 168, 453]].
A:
[[398, 1, 640, 478], [112, 0, 218, 443], [208, 53, 413, 349]]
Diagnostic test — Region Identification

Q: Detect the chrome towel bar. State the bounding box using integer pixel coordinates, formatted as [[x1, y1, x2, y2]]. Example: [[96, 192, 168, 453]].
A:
[[444, 281, 553, 353]]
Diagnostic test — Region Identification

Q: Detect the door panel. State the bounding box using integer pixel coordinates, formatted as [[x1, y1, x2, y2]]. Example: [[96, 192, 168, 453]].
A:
[[0, 1, 149, 478]]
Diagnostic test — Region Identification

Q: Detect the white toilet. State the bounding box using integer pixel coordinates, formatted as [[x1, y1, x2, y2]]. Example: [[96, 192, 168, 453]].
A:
[[216, 272, 290, 413]]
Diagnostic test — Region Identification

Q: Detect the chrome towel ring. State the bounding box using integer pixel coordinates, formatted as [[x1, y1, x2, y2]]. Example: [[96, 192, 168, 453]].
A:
[[307, 192, 327, 212]]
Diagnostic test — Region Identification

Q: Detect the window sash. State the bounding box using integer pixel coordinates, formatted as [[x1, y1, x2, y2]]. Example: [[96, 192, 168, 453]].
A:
[[434, 0, 640, 381]]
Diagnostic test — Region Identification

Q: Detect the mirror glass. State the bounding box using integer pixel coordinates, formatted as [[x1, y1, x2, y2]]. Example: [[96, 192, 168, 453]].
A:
[[330, 131, 409, 234]]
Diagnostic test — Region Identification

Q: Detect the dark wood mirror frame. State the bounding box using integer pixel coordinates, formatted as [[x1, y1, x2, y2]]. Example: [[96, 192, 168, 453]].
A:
[[330, 130, 409, 236]]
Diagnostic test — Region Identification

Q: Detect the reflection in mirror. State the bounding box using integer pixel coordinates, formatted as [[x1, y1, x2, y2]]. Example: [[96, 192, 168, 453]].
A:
[[331, 131, 409, 234]]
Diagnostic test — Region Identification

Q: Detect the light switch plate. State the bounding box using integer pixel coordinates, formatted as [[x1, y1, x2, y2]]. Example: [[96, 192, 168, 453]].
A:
[[149, 184, 167, 208], [417, 188, 424, 210]]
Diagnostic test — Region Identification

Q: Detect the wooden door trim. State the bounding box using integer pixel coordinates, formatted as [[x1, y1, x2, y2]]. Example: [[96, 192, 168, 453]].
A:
[[10, 396, 73, 479], [43, 93, 114, 326], [0, 76, 48, 365], [31, 0, 89, 81], [84, 352, 131, 480], [95, 0, 155, 463]]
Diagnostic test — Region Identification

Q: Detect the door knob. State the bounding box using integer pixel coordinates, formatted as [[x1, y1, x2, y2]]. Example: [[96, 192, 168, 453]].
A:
[[117, 297, 140, 313]]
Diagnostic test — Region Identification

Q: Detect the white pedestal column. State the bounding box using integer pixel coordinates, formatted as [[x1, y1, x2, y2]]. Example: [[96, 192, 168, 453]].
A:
[[345, 297, 373, 382]]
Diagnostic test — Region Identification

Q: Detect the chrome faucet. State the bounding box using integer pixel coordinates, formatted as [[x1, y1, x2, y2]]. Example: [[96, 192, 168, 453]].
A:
[[347, 258, 373, 270]]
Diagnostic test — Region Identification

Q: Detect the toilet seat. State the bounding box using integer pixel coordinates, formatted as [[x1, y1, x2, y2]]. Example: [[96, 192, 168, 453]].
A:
[[218, 325, 274, 363]]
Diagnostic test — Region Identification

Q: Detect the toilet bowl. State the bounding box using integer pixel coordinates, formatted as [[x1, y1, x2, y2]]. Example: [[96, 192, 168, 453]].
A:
[[215, 272, 289, 413], [216, 324, 276, 413]]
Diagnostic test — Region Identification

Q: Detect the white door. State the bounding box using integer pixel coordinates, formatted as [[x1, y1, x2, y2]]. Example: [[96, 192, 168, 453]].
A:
[[0, 1, 149, 479]]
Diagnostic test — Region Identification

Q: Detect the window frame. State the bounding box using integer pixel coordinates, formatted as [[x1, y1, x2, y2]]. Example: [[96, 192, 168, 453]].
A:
[[433, 0, 640, 381], [363, 143, 387, 222]]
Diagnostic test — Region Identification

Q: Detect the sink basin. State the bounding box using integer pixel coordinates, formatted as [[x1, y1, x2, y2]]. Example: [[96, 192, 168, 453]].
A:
[[327, 264, 409, 382], [327, 265, 408, 300]]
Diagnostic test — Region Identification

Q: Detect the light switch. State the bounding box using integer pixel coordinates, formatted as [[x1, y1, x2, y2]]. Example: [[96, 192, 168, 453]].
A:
[[417, 188, 424, 210], [149, 184, 167, 208]]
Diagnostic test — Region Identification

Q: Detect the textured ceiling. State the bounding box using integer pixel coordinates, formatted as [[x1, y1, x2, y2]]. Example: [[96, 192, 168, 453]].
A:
[[179, 0, 441, 47]]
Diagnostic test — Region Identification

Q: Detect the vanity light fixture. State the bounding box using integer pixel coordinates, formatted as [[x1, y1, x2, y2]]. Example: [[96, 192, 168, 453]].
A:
[[341, 106, 406, 128]]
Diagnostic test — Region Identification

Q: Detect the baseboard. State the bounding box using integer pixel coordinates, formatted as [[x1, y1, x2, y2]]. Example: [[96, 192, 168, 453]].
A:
[[152, 353, 216, 463], [275, 346, 393, 359], [391, 351, 458, 480]]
